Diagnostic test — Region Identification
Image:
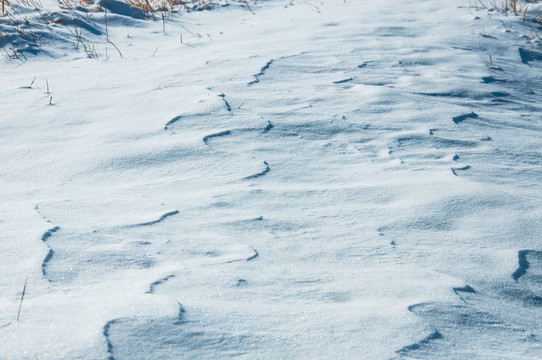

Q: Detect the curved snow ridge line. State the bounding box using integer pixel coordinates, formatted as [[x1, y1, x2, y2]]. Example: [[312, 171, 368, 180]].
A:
[[482, 76, 507, 84], [203, 130, 232, 144], [452, 285, 476, 302], [41, 226, 60, 242], [243, 161, 270, 180], [512, 250, 533, 282], [146, 274, 176, 294], [451, 165, 471, 176], [247, 59, 274, 86], [103, 318, 120, 360], [218, 93, 232, 112], [225, 247, 259, 263], [42, 249, 55, 278], [407, 302, 429, 313], [358, 61, 374, 68], [164, 115, 182, 130], [415, 90, 491, 100], [395, 330, 443, 355], [333, 77, 353, 84], [127, 210, 179, 228], [452, 111, 478, 124], [452, 284, 476, 296], [263, 120, 273, 132], [396, 134, 479, 149], [40, 226, 60, 279], [246, 248, 259, 261]]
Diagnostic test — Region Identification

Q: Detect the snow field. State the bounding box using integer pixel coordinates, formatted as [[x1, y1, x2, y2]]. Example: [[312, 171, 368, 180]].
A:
[[1, 0, 542, 358]]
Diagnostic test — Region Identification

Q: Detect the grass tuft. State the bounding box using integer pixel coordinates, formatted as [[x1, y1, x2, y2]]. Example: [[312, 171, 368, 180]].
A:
[[476, 0, 542, 24], [1, 0, 239, 59]]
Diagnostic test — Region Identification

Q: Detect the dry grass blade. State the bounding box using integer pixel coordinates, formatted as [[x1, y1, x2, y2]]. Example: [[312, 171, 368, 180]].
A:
[[28, 75, 36, 88], [107, 39, 122, 58], [242, 0, 254, 14], [478, 0, 489, 9], [17, 277, 28, 322], [104, 0, 109, 42]]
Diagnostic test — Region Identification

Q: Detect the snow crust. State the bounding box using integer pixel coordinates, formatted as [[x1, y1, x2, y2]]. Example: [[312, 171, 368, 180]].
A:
[[1, 0, 542, 358]]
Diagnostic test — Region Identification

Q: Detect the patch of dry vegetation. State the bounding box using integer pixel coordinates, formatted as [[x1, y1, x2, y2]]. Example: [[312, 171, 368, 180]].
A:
[[0, 0, 233, 59], [477, 0, 542, 25]]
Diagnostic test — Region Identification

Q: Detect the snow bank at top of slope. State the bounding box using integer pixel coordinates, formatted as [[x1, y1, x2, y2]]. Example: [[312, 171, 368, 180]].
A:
[[0, 0, 249, 59]]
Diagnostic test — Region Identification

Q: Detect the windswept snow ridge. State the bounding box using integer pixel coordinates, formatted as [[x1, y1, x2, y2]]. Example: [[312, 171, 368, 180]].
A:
[[225, 246, 258, 263], [103, 319, 118, 360], [203, 130, 232, 144], [243, 161, 270, 180], [452, 284, 476, 296], [218, 93, 232, 112], [512, 250, 532, 282], [247, 59, 273, 86], [40, 226, 60, 278], [333, 77, 353, 84], [41, 226, 60, 242], [395, 330, 443, 356], [452, 112, 479, 124], [127, 210, 179, 227], [146, 274, 176, 294], [164, 115, 182, 130], [263, 120, 273, 132], [451, 165, 471, 176]]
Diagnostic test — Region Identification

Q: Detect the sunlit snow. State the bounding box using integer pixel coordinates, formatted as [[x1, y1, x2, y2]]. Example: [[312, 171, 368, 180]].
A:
[[1, 0, 542, 358]]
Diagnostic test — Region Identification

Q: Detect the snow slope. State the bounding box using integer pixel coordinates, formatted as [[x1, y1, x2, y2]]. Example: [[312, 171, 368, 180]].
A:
[[1, 0, 542, 358]]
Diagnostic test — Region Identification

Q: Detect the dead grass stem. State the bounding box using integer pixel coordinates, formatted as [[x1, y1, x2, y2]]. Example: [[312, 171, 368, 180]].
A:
[[16, 277, 28, 322]]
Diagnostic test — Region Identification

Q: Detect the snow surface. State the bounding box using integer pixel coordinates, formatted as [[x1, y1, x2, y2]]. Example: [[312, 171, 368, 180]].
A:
[[1, 0, 542, 358]]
